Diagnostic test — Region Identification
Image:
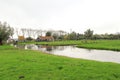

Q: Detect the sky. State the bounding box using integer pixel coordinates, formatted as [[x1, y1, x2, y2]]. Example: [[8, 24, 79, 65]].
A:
[[0, 0, 120, 34]]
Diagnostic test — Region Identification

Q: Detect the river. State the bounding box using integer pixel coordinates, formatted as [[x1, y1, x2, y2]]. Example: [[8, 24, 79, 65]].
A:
[[16, 44, 120, 63]]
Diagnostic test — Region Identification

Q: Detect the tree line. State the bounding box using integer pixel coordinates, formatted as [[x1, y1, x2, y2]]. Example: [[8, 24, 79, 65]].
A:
[[48, 29, 120, 40], [15, 28, 120, 40], [0, 21, 120, 45]]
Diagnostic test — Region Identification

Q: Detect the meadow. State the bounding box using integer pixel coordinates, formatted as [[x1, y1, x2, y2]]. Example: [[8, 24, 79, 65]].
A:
[[77, 40, 120, 51], [21, 40, 81, 46], [0, 45, 120, 80]]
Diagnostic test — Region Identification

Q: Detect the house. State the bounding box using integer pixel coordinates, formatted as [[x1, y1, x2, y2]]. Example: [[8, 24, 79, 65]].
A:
[[36, 36, 54, 41], [18, 36, 25, 42]]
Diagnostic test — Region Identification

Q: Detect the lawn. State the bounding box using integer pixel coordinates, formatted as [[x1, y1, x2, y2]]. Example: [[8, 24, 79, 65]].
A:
[[0, 45, 120, 80]]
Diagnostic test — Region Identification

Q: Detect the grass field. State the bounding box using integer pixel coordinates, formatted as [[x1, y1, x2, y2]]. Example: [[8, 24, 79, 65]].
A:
[[0, 45, 15, 50], [0, 45, 120, 80], [77, 40, 120, 51], [20, 40, 82, 46]]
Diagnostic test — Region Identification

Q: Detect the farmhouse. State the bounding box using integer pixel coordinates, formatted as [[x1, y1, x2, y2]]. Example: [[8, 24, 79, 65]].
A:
[[18, 36, 25, 42]]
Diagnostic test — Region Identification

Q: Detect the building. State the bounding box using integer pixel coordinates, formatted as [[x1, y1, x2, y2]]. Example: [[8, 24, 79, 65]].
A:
[[18, 36, 25, 42]]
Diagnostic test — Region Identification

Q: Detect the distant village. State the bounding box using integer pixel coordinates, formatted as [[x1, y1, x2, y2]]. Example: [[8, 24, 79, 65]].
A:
[[14, 28, 67, 42], [7, 27, 120, 44]]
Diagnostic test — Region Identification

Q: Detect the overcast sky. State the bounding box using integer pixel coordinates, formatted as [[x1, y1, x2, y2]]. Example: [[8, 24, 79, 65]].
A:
[[0, 0, 120, 34]]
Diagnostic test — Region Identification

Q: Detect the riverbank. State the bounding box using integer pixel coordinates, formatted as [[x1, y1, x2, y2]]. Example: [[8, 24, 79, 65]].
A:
[[0, 45, 120, 80], [20, 40, 120, 51], [20, 40, 82, 46], [77, 40, 120, 51]]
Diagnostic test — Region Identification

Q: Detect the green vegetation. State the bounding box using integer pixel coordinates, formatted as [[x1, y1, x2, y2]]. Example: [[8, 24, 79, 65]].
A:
[[77, 40, 120, 51], [16, 28, 120, 42], [0, 45, 15, 50], [46, 31, 52, 36], [84, 29, 94, 39], [20, 40, 82, 46], [0, 21, 14, 45], [0, 45, 120, 80]]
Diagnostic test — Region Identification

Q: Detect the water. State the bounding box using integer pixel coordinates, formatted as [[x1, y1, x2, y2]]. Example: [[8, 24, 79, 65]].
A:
[[17, 44, 120, 63]]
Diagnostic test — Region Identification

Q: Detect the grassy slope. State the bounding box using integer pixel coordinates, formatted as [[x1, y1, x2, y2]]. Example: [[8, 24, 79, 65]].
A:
[[0, 46, 120, 80]]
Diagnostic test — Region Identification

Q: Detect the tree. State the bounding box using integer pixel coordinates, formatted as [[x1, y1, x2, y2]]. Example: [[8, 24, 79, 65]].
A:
[[93, 34, 101, 40], [68, 31, 77, 40], [46, 31, 52, 36], [77, 33, 84, 40], [0, 22, 14, 45], [26, 37, 33, 41], [52, 33, 59, 40], [84, 29, 94, 39]]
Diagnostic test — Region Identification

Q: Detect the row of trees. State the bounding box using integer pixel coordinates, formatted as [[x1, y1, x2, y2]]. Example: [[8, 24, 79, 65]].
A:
[[50, 29, 120, 40], [16, 28, 44, 38], [0, 21, 120, 45], [15, 28, 93, 40], [14, 27, 120, 41], [44, 29, 120, 40], [15, 28, 66, 39]]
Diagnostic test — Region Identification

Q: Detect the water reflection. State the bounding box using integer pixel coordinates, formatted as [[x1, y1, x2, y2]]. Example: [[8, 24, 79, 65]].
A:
[[39, 45, 52, 51], [25, 44, 38, 50], [36, 45, 67, 53], [16, 44, 120, 63]]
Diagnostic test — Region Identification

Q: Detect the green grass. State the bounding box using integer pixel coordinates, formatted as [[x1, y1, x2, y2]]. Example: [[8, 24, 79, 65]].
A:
[[20, 40, 82, 46], [0, 45, 15, 50], [77, 40, 120, 51], [0, 45, 120, 80]]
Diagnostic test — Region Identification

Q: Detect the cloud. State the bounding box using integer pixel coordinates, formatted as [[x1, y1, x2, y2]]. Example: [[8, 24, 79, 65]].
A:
[[0, 0, 120, 33]]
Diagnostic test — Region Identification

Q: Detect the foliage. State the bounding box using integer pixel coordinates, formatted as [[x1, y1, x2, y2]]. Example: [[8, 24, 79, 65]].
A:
[[84, 29, 94, 39], [46, 31, 52, 36], [58, 35, 64, 40], [14, 28, 120, 41], [0, 22, 14, 45], [67, 32, 77, 40], [26, 37, 33, 41], [52, 33, 59, 40]]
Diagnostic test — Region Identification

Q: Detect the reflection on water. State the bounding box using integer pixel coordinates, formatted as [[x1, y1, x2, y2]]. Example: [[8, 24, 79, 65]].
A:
[[16, 44, 120, 63]]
